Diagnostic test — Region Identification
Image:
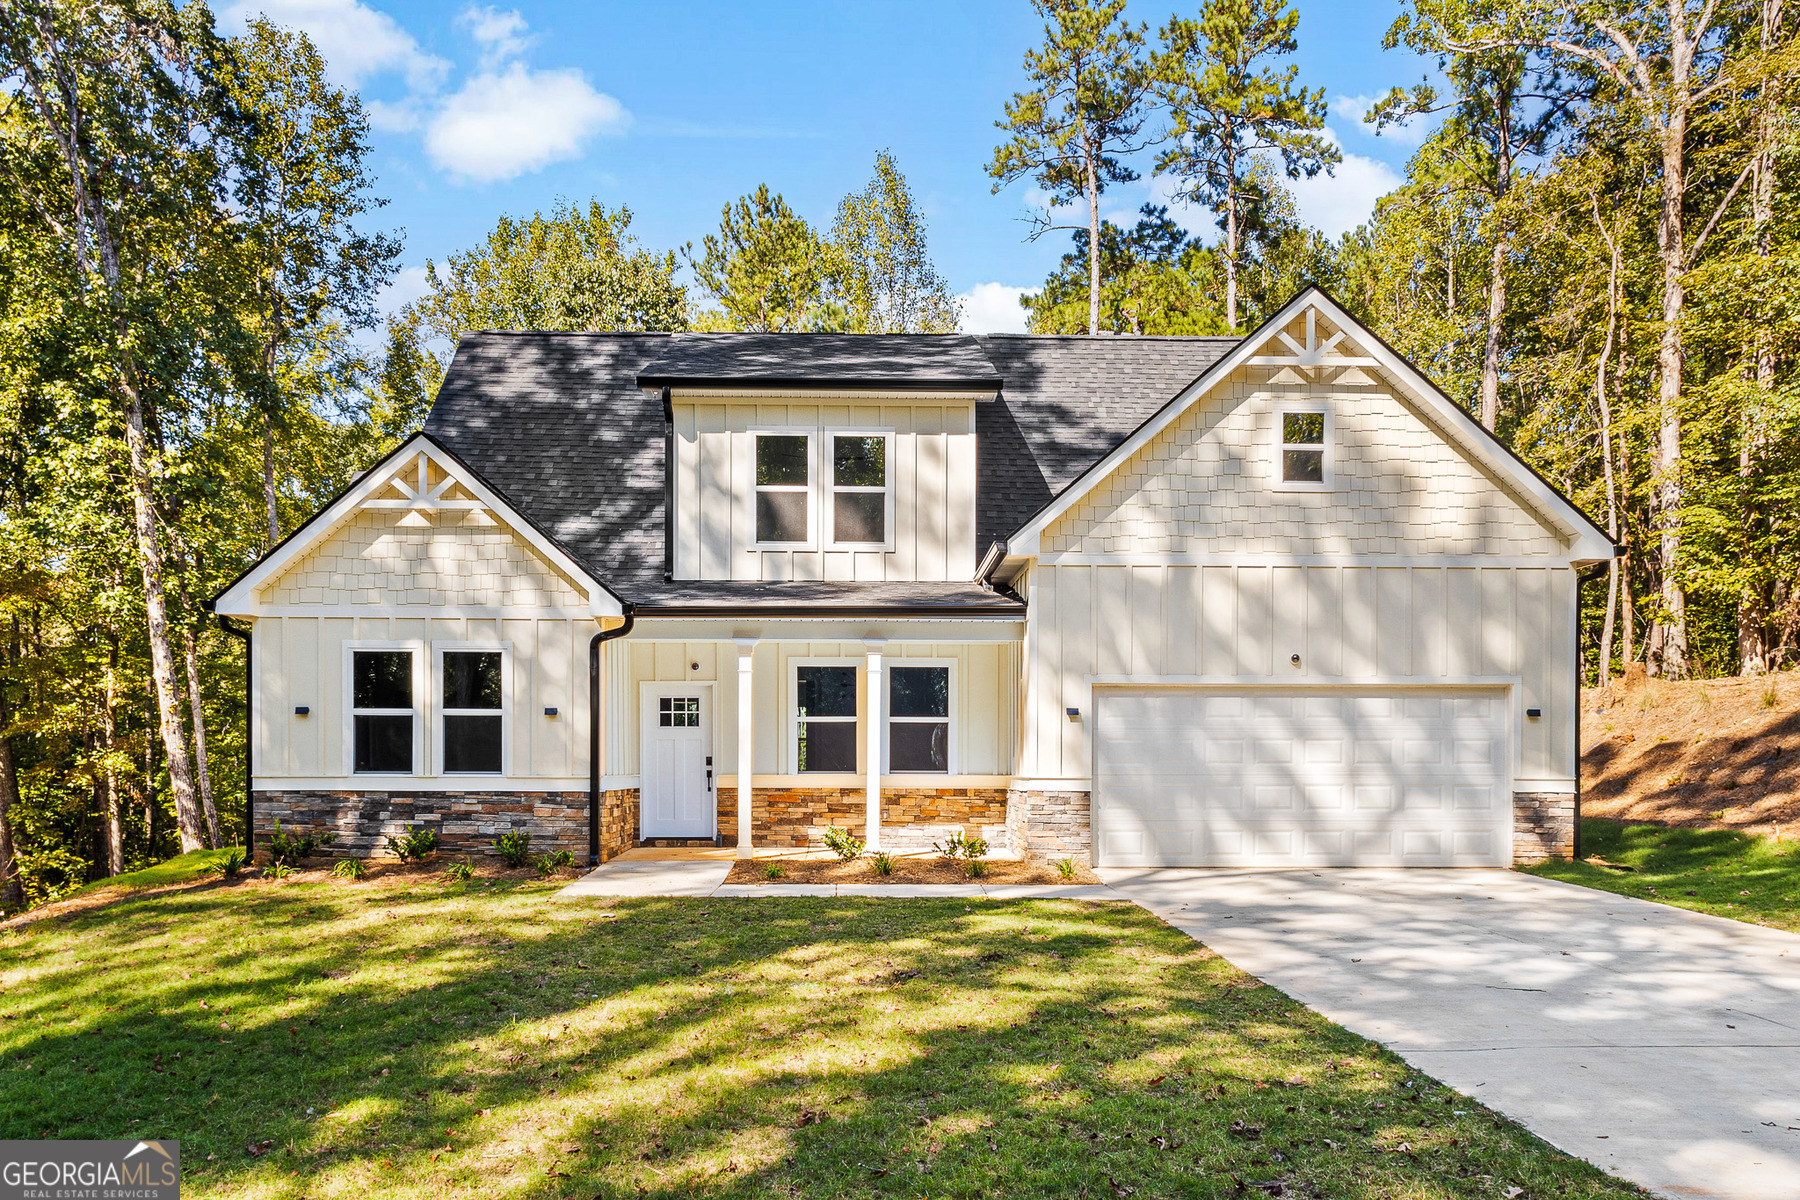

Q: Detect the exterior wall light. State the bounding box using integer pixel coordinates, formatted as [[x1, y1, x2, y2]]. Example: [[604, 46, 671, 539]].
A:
[[294, 706, 310, 716], [1066, 707, 1081, 721], [544, 707, 559, 718]]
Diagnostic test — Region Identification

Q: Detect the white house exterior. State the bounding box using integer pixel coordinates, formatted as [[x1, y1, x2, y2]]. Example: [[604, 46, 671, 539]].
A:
[[210, 288, 1613, 868]]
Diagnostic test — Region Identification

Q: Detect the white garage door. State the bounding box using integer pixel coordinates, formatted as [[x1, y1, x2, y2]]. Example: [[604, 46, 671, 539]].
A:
[[1094, 688, 1511, 868]]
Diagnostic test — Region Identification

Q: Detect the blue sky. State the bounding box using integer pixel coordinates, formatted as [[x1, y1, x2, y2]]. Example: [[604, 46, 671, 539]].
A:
[[220, 0, 1437, 333]]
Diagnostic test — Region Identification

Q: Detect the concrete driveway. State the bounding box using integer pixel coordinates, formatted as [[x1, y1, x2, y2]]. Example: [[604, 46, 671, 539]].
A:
[[1100, 868, 1800, 1200]]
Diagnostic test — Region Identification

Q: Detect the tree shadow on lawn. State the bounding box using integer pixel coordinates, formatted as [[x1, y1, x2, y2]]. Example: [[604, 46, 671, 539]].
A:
[[0, 881, 1643, 1199]]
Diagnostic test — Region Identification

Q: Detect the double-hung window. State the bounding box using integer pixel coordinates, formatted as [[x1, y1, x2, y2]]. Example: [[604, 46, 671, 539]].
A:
[[1279, 411, 1327, 485], [795, 665, 857, 772], [353, 650, 414, 773], [755, 434, 810, 544], [441, 649, 504, 774], [831, 434, 888, 545], [888, 666, 949, 772]]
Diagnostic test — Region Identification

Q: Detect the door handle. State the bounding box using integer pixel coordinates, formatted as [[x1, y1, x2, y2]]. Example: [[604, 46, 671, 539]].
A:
[[706, 769, 713, 791]]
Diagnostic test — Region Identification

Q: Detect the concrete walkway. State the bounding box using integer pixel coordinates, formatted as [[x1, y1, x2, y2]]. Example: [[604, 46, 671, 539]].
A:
[[1100, 867, 1800, 1200]]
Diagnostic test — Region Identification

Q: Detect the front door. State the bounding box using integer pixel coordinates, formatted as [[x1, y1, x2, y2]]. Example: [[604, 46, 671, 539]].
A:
[[641, 687, 714, 838]]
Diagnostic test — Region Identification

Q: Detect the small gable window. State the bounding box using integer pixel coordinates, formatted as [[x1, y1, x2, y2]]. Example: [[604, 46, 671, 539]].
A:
[[353, 650, 414, 773], [831, 434, 889, 545], [755, 434, 810, 544], [1279, 411, 1327, 485]]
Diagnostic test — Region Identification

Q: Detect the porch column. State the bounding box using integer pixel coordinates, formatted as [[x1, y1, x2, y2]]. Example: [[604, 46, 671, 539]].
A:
[[733, 638, 756, 859], [863, 638, 885, 851]]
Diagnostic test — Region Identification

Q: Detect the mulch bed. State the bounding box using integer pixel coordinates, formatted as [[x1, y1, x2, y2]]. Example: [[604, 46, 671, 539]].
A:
[[724, 855, 1099, 886]]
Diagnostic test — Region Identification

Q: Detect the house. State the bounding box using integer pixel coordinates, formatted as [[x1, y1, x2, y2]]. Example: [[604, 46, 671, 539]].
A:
[[209, 287, 1613, 869]]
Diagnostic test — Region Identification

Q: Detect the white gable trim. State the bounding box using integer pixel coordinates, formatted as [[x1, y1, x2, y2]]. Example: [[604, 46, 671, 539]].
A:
[[210, 433, 623, 619], [1006, 288, 1614, 564]]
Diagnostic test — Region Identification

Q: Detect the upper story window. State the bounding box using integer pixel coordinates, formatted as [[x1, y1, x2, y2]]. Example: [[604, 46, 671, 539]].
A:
[[795, 664, 857, 772], [1278, 410, 1327, 486], [755, 434, 810, 544], [441, 649, 504, 773], [353, 650, 414, 773], [831, 434, 889, 545]]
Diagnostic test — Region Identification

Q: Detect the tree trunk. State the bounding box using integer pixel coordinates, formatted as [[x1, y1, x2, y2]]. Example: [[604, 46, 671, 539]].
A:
[[263, 412, 279, 548], [1479, 230, 1508, 431], [0, 654, 23, 909], [1225, 149, 1240, 334], [183, 622, 221, 848], [102, 639, 124, 875], [1085, 147, 1101, 336], [1595, 207, 1622, 687], [122, 394, 206, 851]]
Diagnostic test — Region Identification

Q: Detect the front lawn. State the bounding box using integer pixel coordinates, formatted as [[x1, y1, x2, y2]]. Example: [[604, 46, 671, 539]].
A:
[[0, 874, 1640, 1198], [1523, 817, 1800, 934]]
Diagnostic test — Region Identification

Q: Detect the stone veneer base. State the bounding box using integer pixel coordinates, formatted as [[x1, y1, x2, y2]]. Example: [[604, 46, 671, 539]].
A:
[[253, 788, 640, 865], [715, 786, 1010, 852], [1512, 792, 1576, 864], [1006, 789, 1093, 861]]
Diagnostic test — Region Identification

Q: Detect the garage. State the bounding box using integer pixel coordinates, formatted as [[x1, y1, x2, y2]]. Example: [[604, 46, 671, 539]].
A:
[[1093, 687, 1512, 868]]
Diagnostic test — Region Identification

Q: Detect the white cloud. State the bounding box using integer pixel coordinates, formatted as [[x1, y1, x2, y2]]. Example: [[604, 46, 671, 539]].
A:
[[222, 0, 448, 91], [425, 64, 627, 183], [1286, 143, 1403, 238], [1333, 93, 1430, 148], [958, 283, 1032, 335], [378, 264, 431, 315], [459, 5, 533, 69]]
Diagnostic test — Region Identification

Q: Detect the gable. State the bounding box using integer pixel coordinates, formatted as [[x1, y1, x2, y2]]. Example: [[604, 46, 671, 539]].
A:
[[1042, 327, 1566, 558], [212, 435, 620, 617], [1009, 290, 1612, 564]]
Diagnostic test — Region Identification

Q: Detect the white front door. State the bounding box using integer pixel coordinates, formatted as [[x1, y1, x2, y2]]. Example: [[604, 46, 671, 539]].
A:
[[1093, 687, 1511, 868], [641, 687, 714, 838]]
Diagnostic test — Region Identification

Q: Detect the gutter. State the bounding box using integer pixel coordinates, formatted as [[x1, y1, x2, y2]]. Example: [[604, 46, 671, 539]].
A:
[[662, 386, 674, 581], [975, 540, 1008, 588], [588, 611, 636, 866], [627, 604, 1025, 620], [212, 614, 255, 857]]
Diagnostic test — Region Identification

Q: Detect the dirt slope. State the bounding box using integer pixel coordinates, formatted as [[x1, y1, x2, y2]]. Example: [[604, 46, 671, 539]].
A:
[[1582, 666, 1800, 835]]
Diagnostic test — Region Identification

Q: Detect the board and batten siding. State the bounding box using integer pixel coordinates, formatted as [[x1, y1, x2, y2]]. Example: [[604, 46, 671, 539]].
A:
[[1018, 344, 1580, 789], [672, 397, 978, 582], [602, 638, 1016, 781]]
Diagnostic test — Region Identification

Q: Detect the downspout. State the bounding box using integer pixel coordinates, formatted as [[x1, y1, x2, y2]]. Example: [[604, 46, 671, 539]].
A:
[[214, 615, 254, 856], [588, 611, 636, 866], [661, 386, 674, 581]]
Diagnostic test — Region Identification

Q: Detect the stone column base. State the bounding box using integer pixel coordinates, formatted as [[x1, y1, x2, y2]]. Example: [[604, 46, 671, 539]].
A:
[[1005, 789, 1092, 861], [1513, 792, 1575, 864]]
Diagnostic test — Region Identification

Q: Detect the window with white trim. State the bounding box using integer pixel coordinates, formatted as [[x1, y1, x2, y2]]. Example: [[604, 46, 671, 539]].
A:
[[1279, 411, 1326, 484], [755, 434, 810, 543], [795, 664, 857, 772], [888, 665, 949, 772], [441, 649, 504, 774], [830, 434, 888, 545], [353, 650, 414, 773]]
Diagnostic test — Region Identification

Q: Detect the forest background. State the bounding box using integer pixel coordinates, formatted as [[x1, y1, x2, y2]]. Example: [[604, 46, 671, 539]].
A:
[[0, 0, 1793, 902]]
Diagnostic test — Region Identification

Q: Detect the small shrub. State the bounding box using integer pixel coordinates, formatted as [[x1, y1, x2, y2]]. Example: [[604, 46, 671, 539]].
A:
[[266, 819, 338, 867], [212, 847, 247, 879], [934, 831, 989, 861], [763, 863, 786, 880], [495, 830, 533, 868], [444, 859, 475, 882], [963, 858, 987, 878], [330, 857, 367, 881], [1055, 857, 1076, 881], [534, 850, 575, 877], [386, 827, 440, 862], [871, 852, 895, 876], [1764, 682, 1780, 708], [264, 862, 293, 881], [821, 826, 865, 861]]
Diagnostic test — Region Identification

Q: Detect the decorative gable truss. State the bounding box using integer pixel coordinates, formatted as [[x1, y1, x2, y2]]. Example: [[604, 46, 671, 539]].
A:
[[211, 433, 622, 618], [1004, 287, 1615, 565]]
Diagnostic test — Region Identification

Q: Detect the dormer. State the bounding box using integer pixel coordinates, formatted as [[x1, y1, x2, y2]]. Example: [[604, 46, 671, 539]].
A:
[[637, 335, 1001, 583]]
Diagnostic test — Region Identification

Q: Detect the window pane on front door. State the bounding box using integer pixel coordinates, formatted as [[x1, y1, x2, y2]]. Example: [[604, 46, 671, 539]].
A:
[[443, 651, 501, 708], [444, 714, 502, 773], [796, 666, 856, 717], [354, 714, 413, 772], [798, 719, 857, 772], [354, 651, 411, 709]]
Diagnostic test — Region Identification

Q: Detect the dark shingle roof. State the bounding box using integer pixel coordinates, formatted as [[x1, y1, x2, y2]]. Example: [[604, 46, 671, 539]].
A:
[[637, 333, 1001, 390], [628, 580, 1024, 616], [425, 329, 1239, 607]]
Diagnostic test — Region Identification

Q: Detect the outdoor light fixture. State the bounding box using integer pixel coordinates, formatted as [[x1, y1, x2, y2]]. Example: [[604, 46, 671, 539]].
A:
[[1066, 707, 1081, 721], [544, 707, 559, 718], [294, 706, 309, 716], [1290, 653, 1301, 666], [1526, 708, 1542, 718]]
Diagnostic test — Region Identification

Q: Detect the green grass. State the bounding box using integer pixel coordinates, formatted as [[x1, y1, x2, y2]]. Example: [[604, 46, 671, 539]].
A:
[[0, 875, 1643, 1198], [1524, 818, 1800, 933], [64, 848, 242, 899]]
